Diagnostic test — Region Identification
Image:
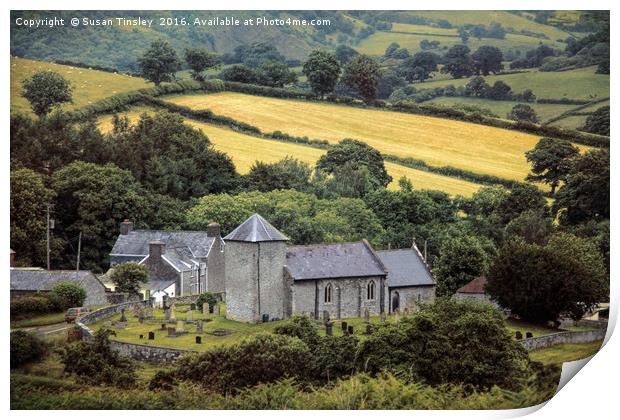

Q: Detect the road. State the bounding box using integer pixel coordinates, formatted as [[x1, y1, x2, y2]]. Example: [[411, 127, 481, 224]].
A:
[[15, 322, 71, 337]]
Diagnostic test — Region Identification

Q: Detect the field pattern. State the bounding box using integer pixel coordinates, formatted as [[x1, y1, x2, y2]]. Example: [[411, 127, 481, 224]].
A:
[[163, 92, 547, 182], [10, 57, 150, 115]]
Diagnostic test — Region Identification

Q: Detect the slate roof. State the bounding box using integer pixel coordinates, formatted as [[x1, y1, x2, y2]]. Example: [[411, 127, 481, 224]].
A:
[[10, 269, 100, 291], [161, 246, 199, 272], [286, 240, 386, 281], [456, 276, 488, 294], [224, 213, 289, 242], [376, 248, 435, 288], [150, 278, 176, 291], [110, 230, 214, 258]]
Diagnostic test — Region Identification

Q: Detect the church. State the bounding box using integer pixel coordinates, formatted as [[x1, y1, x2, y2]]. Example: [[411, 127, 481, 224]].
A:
[[110, 213, 436, 322]]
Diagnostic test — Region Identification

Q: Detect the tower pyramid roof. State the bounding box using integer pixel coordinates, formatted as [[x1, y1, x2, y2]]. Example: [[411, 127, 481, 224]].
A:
[[223, 213, 289, 242]]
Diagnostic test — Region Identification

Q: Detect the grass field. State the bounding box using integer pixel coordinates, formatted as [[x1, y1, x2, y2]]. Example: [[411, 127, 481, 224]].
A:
[[529, 341, 603, 365], [162, 92, 548, 182], [97, 109, 483, 196], [413, 66, 610, 101], [390, 22, 458, 35], [549, 115, 587, 130], [426, 97, 578, 126], [10, 57, 150, 116], [10, 312, 66, 329]]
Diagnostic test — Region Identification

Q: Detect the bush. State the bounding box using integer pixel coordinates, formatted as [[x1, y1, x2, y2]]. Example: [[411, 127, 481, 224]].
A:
[[175, 334, 311, 393], [50, 282, 86, 309], [274, 314, 321, 348], [312, 335, 359, 381], [10, 295, 56, 317], [195, 292, 218, 312], [60, 329, 137, 388], [10, 330, 47, 368], [110, 262, 149, 295], [148, 370, 177, 391]]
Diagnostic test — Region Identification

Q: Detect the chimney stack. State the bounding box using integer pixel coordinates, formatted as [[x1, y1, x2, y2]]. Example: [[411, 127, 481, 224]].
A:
[[120, 219, 134, 235], [207, 222, 221, 237], [149, 241, 165, 261]]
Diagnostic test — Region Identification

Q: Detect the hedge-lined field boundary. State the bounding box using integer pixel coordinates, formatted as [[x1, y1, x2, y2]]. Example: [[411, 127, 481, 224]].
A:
[[62, 79, 609, 148], [543, 97, 610, 126]]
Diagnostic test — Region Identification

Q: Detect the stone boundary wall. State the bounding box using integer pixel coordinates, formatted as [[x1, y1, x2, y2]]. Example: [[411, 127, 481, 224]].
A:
[[520, 328, 607, 351], [109, 341, 194, 364], [166, 292, 225, 306], [76, 300, 149, 341]]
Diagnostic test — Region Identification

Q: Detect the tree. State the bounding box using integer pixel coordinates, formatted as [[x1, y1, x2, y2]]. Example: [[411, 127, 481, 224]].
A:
[[384, 42, 400, 57], [497, 183, 548, 224], [486, 81, 512, 100], [487, 234, 608, 324], [246, 157, 312, 192], [335, 45, 359, 64], [465, 76, 490, 97], [302, 49, 341, 97], [184, 47, 219, 81], [21, 70, 72, 117], [341, 55, 381, 101], [433, 234, 492, 296], [441, 45, 474, 78], [10, 168, 55, 266], [400, 52, 439, 82], [504, 210, 554, 245], [554, 149, 609, 224], [581, 106, 610, 136], [50, 282, 87, 308], [110, 262, 149, 295], [472, 46, 503, 75], [257, 61, 297, 87], [458, 28, 470, 43], [219, 64, 259, 84], [525, 137, 579, 194], [138, 39, 181, 85], [317, 139, 391, 188], [377, 69, 407, 99], [508, 104, 539, 123]]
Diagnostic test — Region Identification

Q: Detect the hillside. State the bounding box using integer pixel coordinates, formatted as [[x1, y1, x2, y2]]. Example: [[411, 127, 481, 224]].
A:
[[10, 56, 149, 115]]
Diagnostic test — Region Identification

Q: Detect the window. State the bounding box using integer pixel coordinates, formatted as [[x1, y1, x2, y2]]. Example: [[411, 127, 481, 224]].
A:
[[324, 283, 332, 303], [367, 281, 375, 300]]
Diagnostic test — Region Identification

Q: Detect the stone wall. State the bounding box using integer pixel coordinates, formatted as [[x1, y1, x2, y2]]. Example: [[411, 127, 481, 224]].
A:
[[166, 292, 225, 306], [76, 300, 149, 341], [225, 241, 258, 322], [388, 286, 435, 313], [207, 236, 226, 293], [257, 241, 287, 321], [520, 328, 607, 351], [109, 341, 194, 363]]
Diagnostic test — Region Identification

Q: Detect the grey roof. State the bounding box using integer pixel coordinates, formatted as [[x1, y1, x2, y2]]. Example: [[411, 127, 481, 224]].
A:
[[10, 270, 100, 291], [161, 247, 198, 272], [376, 248, 435, 288], [286, 240, 386, 281], [150, 278, 176, 291], [111, 230, 214, 258], [224, 213, 289, 242]]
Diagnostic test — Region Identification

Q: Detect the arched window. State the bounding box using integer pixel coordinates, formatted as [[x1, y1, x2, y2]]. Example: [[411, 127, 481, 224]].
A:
[[324, 283, 332, 303], [367, 281, 375, 300]]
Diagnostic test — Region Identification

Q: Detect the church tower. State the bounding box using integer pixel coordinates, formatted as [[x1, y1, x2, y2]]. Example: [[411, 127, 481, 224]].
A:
[[223, 213, 289, 323]]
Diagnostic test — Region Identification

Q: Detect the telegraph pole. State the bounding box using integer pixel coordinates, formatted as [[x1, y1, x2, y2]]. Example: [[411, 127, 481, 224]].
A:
[[76, 231, 82, 282], [46, 204, 51, 270]]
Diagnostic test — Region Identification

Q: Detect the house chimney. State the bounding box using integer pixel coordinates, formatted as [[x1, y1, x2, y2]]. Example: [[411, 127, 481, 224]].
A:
[[149, 241, 165, 261], [10, 249, 15, 268], [207, 222, 221, 237], [120, 219, 134, 235]]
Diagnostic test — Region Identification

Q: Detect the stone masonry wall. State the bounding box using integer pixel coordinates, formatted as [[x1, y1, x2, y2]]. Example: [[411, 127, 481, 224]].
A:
[[110, 341, 193, 363], [520, 328, 607, 351], [257, 241, 287, 321], [76, 300, 148, 341], [207, 236, 226, 293], [388, 286, 435, 313], [225, 241, 258, 322]]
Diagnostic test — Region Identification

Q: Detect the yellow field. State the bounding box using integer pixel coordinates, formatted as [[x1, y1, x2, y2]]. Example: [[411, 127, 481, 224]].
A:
[[10, 56, 150, 115], [163, 92, 547, 182], [96, 109, 482, 196]]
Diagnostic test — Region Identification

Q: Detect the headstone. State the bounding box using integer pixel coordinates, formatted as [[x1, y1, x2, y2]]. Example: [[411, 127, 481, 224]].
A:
[[148, 331, 155, 340], [139, 334, 144, 339], [394, 311, 401, 323], [164, 309, 171, 321], [177, 320, 185, 333], [323, 310, 330, 324], [363, 307, 370, 323], [347, 325, 354, 335], [213, 304, 220, 316], [195, 336, 202, 344], [190, 303, 196, 311], [119, 309, 127, 322], [380, 311, 386, 324], [170, 304, 177, 323], [515, 331, 523, 340], [187, 310, 193, 322], [403, 308, 409, 316], [138, 314, 144, 324], [167, 327, 176, 337], [325, 322, 333, 336], [526, 332, 533, 339], [366, 324, 373, 335], [341, 321, 348, 332], [161, 323, 167, 330], [145, 307, 154, 319], [202, 303, 208, 315], [133, 304, 144, 319], [196, 320, 204, 334]]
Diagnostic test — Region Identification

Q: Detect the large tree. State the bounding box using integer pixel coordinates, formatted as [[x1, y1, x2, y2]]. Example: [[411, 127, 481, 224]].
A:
[[472, 46, 504, 75], [487, 234, 608, 324], [554, 149, 610, 224], [21, 70, 72, 117], [341, 55, 381, 101], [302, 49, 341, 97], [184, 47, 219, 81], [581, 106, 610, 136], [110, 262, 149, 295], [441, 45, 474, 79], [525, 137, 579, 194], [507, 104, 539, 123], [317, 139, 392, 189], [335, 45, 359, 65], [246, 157, 312, 192], [138, 39, 181, 85], [400, 51, 439, 82], [257, 61, 297, 87]]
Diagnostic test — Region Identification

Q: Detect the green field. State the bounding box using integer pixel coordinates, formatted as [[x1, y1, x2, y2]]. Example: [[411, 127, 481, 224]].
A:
[[413, 66, 610, 101], [10, 312, 66, 329], [10, 57, 150, 116], [426, 97, 578, 126], [529, 341, 603, 365], [550, 115, 587, 130], [162, 91, 549, 182], [390, 22, 458, 35], [97, 109, 484, 197]]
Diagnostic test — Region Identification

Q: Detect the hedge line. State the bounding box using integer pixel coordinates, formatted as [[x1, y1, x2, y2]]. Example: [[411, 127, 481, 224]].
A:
[[543, 97, 610, 125]]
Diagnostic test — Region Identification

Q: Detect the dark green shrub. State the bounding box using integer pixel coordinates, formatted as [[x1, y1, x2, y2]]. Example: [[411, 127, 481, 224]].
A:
[[273, 314, 321, 349], [311, 335, 359, 381], [10, 295, 56, 317], [195, 292, 218, 312], [60, 329, 136, 388], [50, 282, 86, 309], [175, 333, 310, 393], [148, 370, 177, 391], [10, 330, 47, 368]]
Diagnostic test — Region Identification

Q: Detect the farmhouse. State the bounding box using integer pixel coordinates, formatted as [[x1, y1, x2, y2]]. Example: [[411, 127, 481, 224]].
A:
[[111, 213, 436, 322]]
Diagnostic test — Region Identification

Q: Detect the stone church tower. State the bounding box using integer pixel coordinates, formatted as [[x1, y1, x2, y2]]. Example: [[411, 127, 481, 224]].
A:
[[223, 214, 289, 323]]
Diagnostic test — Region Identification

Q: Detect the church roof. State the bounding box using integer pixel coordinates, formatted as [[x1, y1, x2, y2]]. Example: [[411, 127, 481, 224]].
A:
[[376, 248, 435, 288], [224, 213, 289, 242], [286, 240, 386, 281]]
